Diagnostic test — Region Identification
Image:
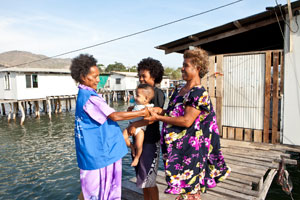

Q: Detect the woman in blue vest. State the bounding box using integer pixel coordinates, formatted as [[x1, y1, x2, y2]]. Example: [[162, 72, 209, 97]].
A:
[[70, 54, 149, 200]]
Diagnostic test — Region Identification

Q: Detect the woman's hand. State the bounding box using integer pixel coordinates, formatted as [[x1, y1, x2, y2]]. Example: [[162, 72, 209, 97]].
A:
[[148, 107, 163, 115], [144, 109, 159, 124], [142, 107, 150, 117]]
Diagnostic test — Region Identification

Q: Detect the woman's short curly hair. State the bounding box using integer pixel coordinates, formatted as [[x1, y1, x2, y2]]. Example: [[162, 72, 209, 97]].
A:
[[183, 47, 209, 78], [70, 54, 97, 83], [137, 57, 164, 84]]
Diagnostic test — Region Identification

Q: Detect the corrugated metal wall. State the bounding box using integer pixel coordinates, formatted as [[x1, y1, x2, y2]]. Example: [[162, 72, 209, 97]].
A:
[[223, 54, 265, 130]]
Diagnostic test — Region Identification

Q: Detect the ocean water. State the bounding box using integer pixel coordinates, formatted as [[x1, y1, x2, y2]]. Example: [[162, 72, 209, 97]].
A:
[[0, 101, 299, 200]]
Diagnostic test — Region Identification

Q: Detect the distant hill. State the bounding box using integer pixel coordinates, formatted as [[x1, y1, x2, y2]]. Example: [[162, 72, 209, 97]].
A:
[[0, 51, 71, 69]]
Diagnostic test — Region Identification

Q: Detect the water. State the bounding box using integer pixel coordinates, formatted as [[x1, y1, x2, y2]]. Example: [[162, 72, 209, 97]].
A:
[[0, 101, 299, 200]]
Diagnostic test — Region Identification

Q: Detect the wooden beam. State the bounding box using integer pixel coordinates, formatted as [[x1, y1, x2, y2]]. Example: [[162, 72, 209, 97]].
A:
[[258, 169, 277, 200], [188, 35, 199, 41], [272, 52, 280, 144], [233, 20, 242, 28], [263, 51, 272, 143], [165, 17, 279, 54]]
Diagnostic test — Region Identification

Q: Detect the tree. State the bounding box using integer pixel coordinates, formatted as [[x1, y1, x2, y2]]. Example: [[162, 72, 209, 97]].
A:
[[171, 68, 181, 80], [128, 65, 137, 72], [97, 64, 105, 72], [105, 62, 126, 72], [164, 67, 174, 77]]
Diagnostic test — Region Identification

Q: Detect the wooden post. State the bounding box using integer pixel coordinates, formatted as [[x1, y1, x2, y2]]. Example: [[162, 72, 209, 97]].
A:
[[24, 101, 27, 115], [7, 103, 12, 123], [43, 100, 47, 113], [13, 102, 17, 121], [58, 98, 62, 113], [47, 99, 52, 120], [69, 98, 72, 110], [272, 52, 279, 144], [208, 56, 216, 108], [244, 129, 253, 142], [19, 101, 25, 125], [263, 51, 272, 143], [216, 55, 223, 136], [235, 128, 243, 141], [54, 99, 58, 114], [254, 130, 263, 143], [34, 101, 40, 118], [1, 103, 5, 115], [65, 98, 69, 111], [228, 127, 235, 140], [28, 101, 32, 115], [222, 127, 228, 139], [16, 102, 19, 117]]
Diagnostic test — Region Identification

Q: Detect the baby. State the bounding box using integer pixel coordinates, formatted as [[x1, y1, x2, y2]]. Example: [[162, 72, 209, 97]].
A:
[[123, 84, 154, 166]]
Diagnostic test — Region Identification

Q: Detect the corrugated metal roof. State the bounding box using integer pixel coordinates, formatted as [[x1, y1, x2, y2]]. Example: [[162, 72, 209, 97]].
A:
[[111, 71, 138, 77], [0, 67, 70, 74], [156, 1, 300, 54]]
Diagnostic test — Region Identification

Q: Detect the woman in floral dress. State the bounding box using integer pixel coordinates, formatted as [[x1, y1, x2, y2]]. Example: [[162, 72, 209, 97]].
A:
[[147, 48, 230, 200]]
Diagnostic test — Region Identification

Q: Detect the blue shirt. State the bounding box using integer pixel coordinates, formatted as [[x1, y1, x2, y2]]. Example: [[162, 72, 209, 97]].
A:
[[75, 87, 128, 170]]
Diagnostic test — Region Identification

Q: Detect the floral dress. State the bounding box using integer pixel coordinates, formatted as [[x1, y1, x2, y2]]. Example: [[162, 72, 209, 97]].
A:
[[161, 86, 230, 195]]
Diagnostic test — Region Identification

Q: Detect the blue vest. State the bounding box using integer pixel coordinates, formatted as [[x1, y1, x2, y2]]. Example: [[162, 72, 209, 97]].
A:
[[75, 88, 128, 170]]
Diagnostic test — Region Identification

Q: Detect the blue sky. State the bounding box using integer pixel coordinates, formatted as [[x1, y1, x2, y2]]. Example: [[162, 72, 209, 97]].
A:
[[0, 0, 291, 68]]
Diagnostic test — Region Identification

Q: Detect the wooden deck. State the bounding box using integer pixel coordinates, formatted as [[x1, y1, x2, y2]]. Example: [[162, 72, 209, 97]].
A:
[[122, 139, 299, 200]]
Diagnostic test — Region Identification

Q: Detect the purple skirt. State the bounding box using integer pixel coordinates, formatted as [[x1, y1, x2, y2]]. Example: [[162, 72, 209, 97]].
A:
[[80, 159, 122, 200]]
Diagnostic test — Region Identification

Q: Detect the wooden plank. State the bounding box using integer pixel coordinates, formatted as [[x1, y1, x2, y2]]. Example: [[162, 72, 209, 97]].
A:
[[235, 128, 243, 141], [222, 179, 252, 190], [226, 160, 269, 173], [263, 51, 271, 143], [222, 149, 276, 162], [222, 126, 228, 139], [258, 169, 278, 200], [216, 55, 223, 98], [208, 185, 256, 200], [272, 51, 280, 144], [208, 56, 215, 98], [211, 97, 217, 113], [221, 145, 291, 159], [202, 192, 228, 200], [216, 182, 259, 197], [228, 127, 235, 140], [201, 74, 208, 90], [279, 51, 284, 96], [226, 175, 252, 186], [205, 190, 241, 200], [254, 130, 262, 143], [216, 97, 223, 136], [229, 172, 261, 184], [215, 54, 223, 131], [221, 139, 294, 156], [224, 154, 278, 169], [244, 129, 252, 142]]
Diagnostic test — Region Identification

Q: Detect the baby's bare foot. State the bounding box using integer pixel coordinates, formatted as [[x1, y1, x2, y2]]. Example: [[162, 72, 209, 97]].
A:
[[131, 158, 139, 167]]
